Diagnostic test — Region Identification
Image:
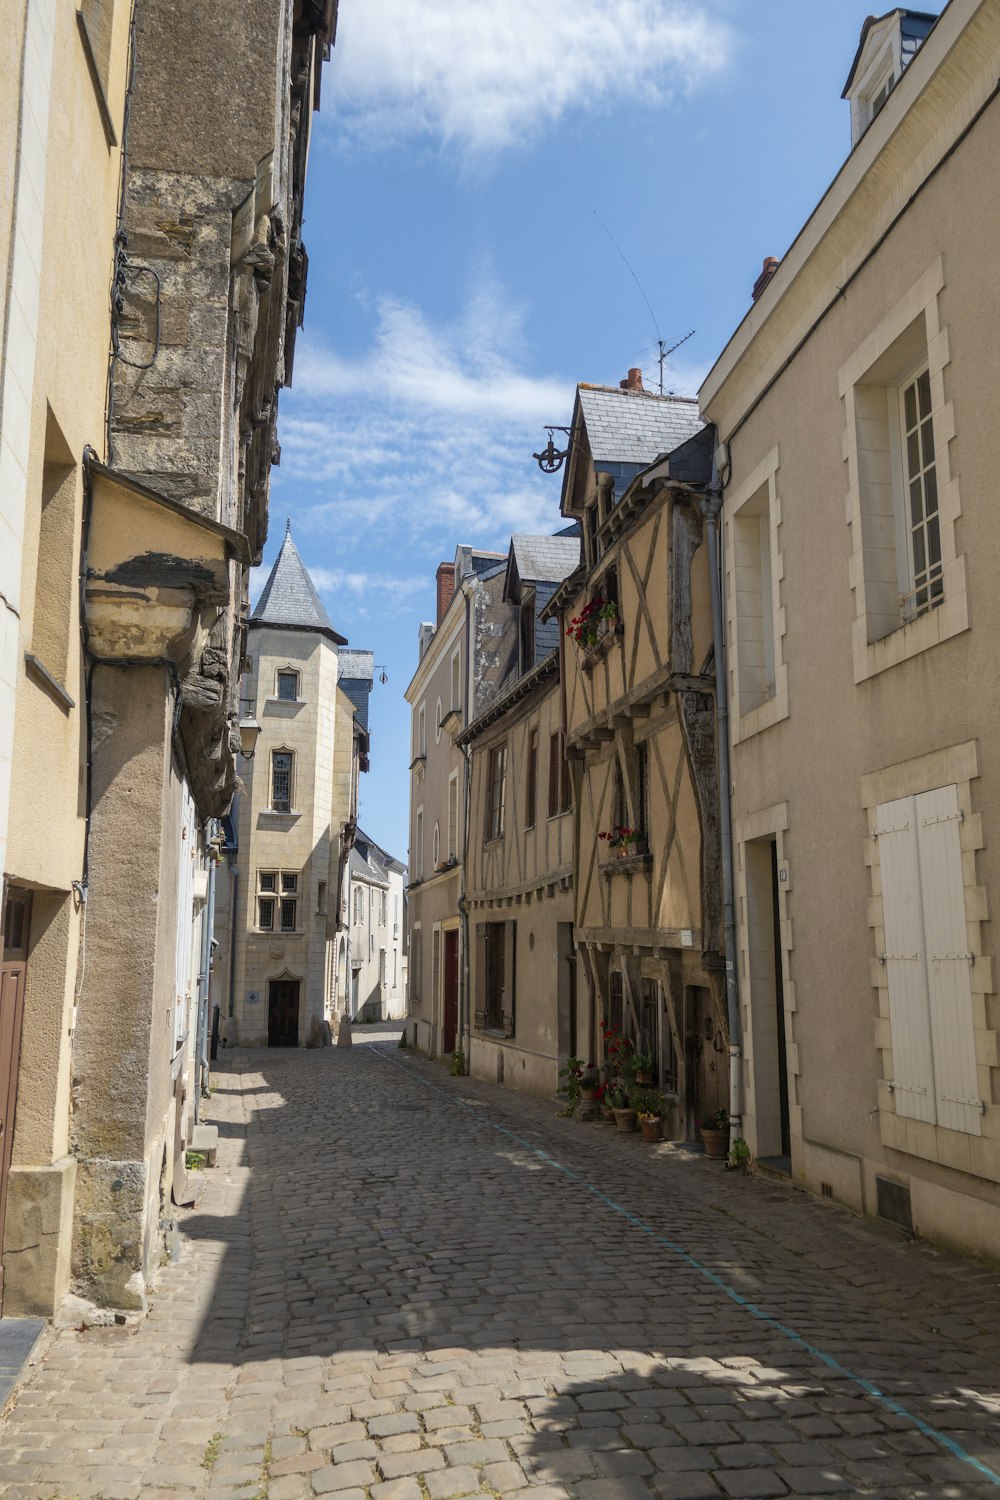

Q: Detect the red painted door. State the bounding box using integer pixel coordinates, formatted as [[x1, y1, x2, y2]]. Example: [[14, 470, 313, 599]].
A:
[[443, 930, 459, 1055]]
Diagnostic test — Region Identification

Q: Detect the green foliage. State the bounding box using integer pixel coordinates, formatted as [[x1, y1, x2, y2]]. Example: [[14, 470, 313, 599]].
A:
[[185, 1150, 208, 1172], [729, 1136, 752, 1172], [557, 1056, 585, 1110], [628, 1084, 668, 1118], [449, 1046, 465, 1076]]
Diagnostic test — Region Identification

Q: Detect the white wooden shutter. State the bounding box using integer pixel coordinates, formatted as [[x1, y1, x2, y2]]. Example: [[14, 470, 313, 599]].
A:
[[876, 794, 936, 1123], [914, 786, 982, 1136]]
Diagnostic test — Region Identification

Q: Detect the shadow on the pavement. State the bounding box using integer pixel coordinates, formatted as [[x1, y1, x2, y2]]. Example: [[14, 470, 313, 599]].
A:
[[175, 1045, 1000, 1492]]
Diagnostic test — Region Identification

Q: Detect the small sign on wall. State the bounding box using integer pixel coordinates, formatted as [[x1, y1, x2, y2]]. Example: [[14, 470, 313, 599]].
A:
[[246, 990, 261, 1006]]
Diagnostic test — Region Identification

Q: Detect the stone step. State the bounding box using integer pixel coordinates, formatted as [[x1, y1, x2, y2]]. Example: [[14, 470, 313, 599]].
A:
[[189, 1123, 219, 1167]]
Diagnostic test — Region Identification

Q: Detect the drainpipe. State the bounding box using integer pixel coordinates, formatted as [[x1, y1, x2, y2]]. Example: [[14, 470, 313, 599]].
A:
[[226, 793, 240, 1021], [700, 454, 743, 1139], [194, 835, 217, 1122]]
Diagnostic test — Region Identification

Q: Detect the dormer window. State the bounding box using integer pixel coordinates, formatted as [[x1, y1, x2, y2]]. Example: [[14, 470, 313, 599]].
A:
[[843, 10, 937, 149]]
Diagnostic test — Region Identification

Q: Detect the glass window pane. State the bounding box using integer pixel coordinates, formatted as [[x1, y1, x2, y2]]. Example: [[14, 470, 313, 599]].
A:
[[906, 429, 920, 478], [923, 465, 938, 517], [277, 672, 297, 700], [259, 871, 276, 891], [927, 515, 941, 568], [259, 897, 274, 930], [920, 418, 935, 471], [910, 478, 924, 528], [280, 898, 296, 930], [912, 527, 926, 578], [281, 873, 297, 892], [903, 382, 917, 431], [917, 369, 931, 417]]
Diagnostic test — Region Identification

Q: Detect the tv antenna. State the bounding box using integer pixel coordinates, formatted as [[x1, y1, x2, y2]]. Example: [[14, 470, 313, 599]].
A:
[[594, 210, 695, 395]]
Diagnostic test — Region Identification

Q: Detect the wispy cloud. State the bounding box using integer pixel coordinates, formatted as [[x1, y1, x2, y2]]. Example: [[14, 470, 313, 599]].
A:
[[329, 0, 732, 156], [277, 277, 572, 559]]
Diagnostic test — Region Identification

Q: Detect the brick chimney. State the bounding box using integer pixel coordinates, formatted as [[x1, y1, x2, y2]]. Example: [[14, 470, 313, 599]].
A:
[[619, 367, 644, 392], [752, 256, 780, 301], [436, 562, 456, 624]]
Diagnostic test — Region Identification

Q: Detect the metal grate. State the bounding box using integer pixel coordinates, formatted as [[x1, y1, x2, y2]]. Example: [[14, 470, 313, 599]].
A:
[[876, 1175, 913, 1232]]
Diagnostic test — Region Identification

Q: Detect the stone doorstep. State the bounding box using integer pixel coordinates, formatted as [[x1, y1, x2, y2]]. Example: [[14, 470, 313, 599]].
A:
[[0, 1318, 49, 1417], [190, 1124, 220, 1167]]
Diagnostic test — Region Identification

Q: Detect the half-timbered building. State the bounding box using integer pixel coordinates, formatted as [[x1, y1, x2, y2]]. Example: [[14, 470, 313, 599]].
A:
[[549, 374, 727, 1137]]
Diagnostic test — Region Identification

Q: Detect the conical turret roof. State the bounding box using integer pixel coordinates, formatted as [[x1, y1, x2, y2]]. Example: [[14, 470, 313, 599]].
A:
[[251, 522, 346, 642]]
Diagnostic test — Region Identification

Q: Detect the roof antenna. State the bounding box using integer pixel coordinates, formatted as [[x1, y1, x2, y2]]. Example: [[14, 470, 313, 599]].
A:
[[658, 329, 697, 394]]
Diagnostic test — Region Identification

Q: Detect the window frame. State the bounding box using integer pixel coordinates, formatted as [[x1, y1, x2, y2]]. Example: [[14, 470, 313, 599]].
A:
[[275, 668, 299, 701], [269, 748, 294, 813], [841, 258, 967, 684], [257, 867, 299, 933], [525, 727, 538, 830], [485, 742, 507, 843]]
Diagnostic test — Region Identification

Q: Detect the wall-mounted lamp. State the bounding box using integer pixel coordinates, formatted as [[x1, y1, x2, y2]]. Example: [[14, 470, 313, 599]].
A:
[[239, 713, 262, 760]]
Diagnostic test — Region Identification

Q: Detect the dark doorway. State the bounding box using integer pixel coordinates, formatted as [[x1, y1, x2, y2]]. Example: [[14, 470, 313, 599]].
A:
[[685, 985, 725, 1141], [268, 978, 300, 1046], [771, 842, 791, 1158], [556, 923, 576, 1066], [0, 887, 31, 1309], [443, 930, 459, 1055]]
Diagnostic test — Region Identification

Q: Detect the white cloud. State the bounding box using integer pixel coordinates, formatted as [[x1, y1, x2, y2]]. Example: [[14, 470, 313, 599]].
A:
[[277, 278, 571, 556], [330, 0, 732, 155]]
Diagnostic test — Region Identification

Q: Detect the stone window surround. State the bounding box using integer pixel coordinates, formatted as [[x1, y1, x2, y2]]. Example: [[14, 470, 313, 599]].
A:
[[840, 256, 967, 684], [725, 445, 789, 744], [862, 738, 998, 1179], [732, 801, 800, 1156]]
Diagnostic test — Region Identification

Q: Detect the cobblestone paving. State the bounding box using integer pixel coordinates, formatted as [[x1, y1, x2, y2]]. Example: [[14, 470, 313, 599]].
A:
[[1, 1029, 999, 1500]]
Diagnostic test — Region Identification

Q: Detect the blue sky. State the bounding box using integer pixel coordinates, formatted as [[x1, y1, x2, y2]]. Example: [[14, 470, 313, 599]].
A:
[[257, 0, 928, 861]]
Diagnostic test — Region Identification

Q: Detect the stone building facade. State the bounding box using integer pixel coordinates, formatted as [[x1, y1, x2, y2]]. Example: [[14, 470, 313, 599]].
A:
[[0, 0, 337, 1313], [342, 831, 407, 1023], [700, 0, 1000, 1257], [405, 548, 509, 1060]]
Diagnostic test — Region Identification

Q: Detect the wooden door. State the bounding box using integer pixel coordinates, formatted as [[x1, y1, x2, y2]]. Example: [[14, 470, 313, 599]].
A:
[[268, 979, 300, 1046], [0, 888, 31, 1309], [443, 931, 459, 1054]]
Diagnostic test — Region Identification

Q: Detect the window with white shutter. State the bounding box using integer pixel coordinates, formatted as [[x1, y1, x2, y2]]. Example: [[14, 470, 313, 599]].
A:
[[876, 784, 981, 1136]]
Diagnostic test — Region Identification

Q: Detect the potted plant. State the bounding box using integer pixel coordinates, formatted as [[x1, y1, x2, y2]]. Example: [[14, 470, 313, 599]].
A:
[[699, 1106, 730, 1159], [630, 1085, 668, 1143], [566, 597, 619, 650], [599, 826, 644, 861], [632, 1046, 655, 1086], [594, 1081, 614, 1121], [601, 1024, 635, 1085], [557, 1056, 585, 1116], [607, 1083, 637, 1133]]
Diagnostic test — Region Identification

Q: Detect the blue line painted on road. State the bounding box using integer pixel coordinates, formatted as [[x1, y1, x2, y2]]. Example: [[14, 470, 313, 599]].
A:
[[380, 1047, 1000, 1488]]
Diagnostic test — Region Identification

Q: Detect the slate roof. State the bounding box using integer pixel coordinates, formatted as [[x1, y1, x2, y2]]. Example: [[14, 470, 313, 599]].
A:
[[577, 385, 703, 466], [509, 534, 580, 584], [351, 827, 406, 886], [338, 650, 374, 732], [252, 524, 345, 640]]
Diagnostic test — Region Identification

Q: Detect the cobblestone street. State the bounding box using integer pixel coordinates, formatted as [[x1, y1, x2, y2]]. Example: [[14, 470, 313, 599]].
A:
[[1, 1030, 999, 1500]]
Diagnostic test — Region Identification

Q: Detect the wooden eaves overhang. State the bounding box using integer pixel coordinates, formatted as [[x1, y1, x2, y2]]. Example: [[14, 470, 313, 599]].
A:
[[455, 650, 559, 748]]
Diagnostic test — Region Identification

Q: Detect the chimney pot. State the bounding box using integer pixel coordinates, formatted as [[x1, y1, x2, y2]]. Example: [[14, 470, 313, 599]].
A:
[[435, 562, 456, 625], [752, 256, 781, 301], [619, 366, 644, 391]]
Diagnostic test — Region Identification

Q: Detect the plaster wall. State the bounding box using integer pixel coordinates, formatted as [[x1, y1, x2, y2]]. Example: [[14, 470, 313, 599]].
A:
[[0, 0, 131, 1316], [701, 13, 1000, 1242]]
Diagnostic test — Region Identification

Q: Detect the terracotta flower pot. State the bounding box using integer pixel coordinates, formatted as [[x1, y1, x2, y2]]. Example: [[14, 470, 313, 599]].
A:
[[700, 1127, 729, 1159], [600, 1104, 615, 1122], [640, 1115, 663, 1143], [612, 1107, 638, 1133]]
